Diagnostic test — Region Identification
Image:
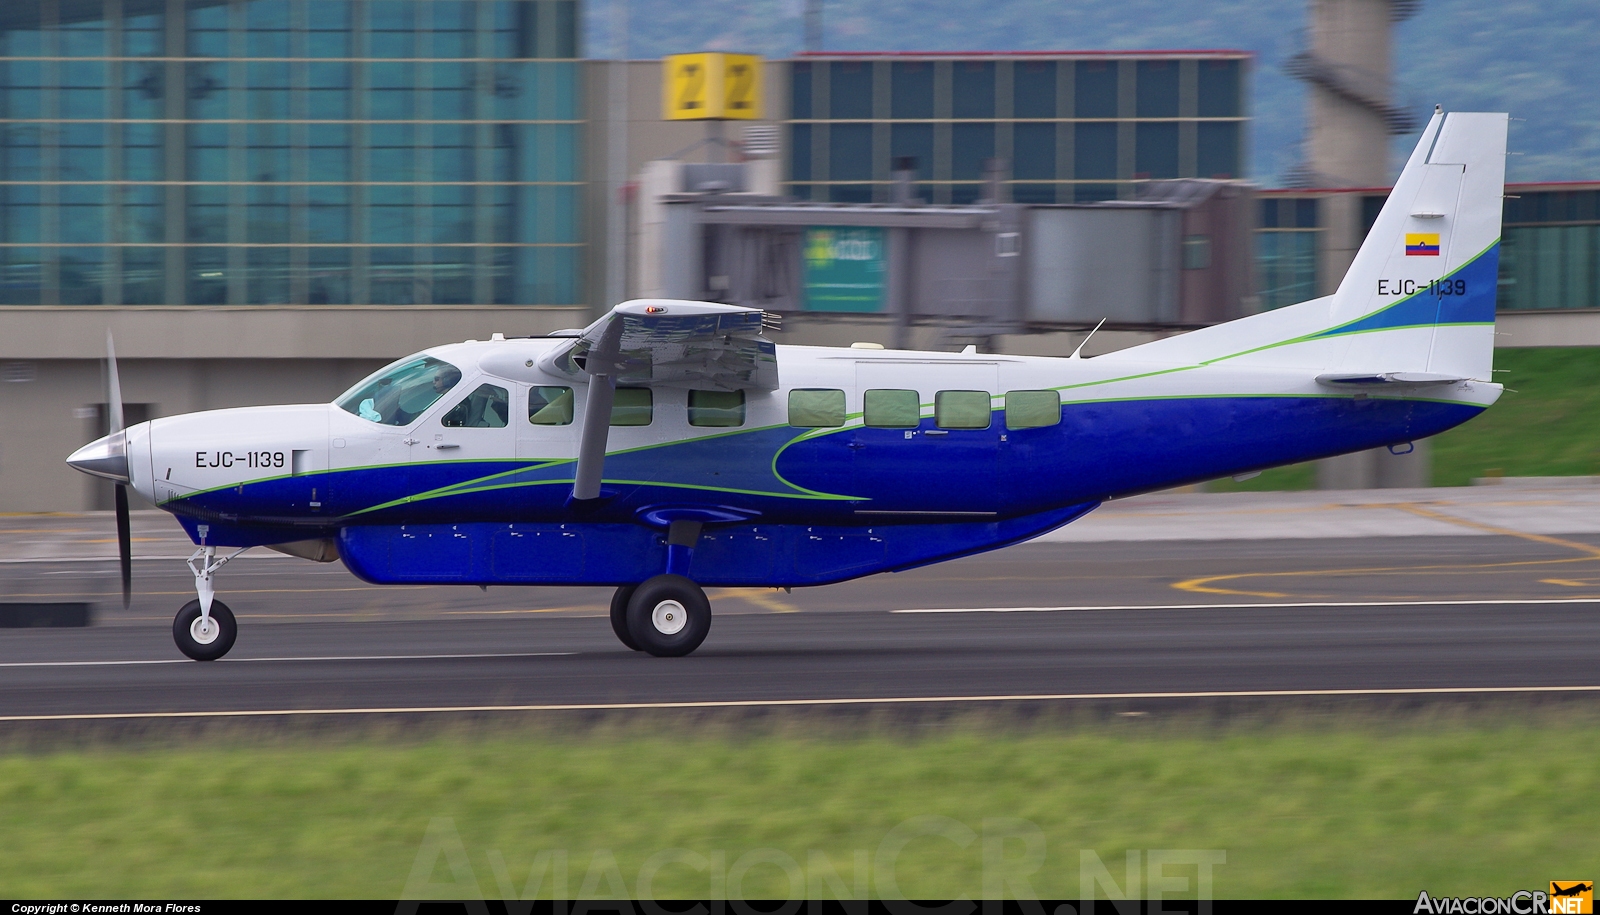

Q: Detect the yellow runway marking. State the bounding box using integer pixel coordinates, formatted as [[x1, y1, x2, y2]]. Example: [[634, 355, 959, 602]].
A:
[[894, 597, 1600, 613], [0, 529, 89, 534], [1541, 579, 1592, 588], [727, 588, 800, 613], [442, 606, 602, 616], [1172, 502, 1600, 598], [4, 684, 1600, 723]]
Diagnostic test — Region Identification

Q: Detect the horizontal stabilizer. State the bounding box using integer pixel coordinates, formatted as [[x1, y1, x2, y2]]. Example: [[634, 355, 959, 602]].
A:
[[540, 299, 778, 391], [1315, 372, 1468, 387]]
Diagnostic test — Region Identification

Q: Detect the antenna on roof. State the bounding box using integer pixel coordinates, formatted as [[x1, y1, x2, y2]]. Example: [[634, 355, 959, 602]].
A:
[[1069, 318, 1107, 360]]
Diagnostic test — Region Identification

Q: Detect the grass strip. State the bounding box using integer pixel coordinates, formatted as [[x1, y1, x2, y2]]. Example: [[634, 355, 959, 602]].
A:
[[0, 715, 1595, 898], [1209, 346, 1600, 491]]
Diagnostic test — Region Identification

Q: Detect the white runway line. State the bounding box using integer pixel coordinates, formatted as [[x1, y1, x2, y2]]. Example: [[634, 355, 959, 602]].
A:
[[892, 597, 1600, 613], [3, 685, 1600, 722], [0, 651, 575, 669]]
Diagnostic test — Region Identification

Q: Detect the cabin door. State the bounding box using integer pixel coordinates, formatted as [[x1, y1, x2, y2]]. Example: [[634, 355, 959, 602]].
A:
[[852, 361, 1000, 515], [408, 379, 518, 500]]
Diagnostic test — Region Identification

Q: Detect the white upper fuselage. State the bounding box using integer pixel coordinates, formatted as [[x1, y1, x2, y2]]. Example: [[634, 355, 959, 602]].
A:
[[122, 333, 1501, 515]]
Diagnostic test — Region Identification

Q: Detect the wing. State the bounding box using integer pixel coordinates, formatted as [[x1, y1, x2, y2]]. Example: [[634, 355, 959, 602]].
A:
[[539, 299, 779, 392]]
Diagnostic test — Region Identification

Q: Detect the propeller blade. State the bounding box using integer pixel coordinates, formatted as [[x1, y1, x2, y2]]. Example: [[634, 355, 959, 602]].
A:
[[105, 329, 124, 435], [114, 483, 131, 609]]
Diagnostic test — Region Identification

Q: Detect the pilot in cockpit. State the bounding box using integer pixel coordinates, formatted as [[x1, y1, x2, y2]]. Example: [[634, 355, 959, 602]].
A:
[[430, 366, 462, 399]]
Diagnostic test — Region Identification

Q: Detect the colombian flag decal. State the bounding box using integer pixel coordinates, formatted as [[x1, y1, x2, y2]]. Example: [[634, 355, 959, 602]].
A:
[[1405, 233, 1441, 256]]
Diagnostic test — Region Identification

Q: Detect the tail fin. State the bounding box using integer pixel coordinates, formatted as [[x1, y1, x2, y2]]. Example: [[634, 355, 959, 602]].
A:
[[1324, 109, 1507, 380], [1110, 109, 1507, 379]]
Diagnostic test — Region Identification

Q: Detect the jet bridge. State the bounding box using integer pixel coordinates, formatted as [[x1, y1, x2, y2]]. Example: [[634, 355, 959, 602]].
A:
[[638, 165, 1256, 346]]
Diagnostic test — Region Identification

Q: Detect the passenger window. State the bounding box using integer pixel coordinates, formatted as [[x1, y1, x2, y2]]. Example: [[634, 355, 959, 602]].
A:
[[863, 389, 920, 428], [528, 386, 574, 425], [1005, 390, 1061, 430], [441, 383, 510, 428], [788, 388, 846, 427], [610, 387, 653, 426], [935, 390, 992, 429], [689, 389, 745, 427]]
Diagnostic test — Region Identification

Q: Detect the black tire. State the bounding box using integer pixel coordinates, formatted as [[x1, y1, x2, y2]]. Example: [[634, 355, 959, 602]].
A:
[[625, 574, 711, 657], [173, 599, 237, 661], [609, 584, 640, 651]]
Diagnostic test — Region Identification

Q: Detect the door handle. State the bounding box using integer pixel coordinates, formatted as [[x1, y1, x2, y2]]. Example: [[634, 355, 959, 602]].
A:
[[433, 443, 460, 450], [402, 437, 420, 445]]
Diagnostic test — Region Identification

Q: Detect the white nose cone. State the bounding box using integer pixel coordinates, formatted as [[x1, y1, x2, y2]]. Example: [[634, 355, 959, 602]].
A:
[[67, 431, 129, 483]]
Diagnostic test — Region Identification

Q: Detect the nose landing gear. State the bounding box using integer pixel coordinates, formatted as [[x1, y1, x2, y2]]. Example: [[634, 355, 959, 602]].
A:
[[174, 544, 248, 661], [173, 598, 237, 661]]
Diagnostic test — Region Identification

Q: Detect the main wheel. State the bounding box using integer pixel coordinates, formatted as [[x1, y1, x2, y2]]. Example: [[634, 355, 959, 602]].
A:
[[173, 599, 237, 661], [625, 574, 711, 657], [609, 584, 640, 651]]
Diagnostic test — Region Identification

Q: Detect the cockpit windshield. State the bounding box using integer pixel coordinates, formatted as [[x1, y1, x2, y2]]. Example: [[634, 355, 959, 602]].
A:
[[336, 355, 462, 425]]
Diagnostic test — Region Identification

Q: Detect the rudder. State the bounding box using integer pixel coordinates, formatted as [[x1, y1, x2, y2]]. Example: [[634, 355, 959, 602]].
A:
[[1325, 109, 1508, 381]]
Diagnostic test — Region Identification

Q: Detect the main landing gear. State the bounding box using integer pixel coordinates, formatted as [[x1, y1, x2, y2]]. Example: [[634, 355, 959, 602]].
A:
[[612, 574, 712, 657], [173, 544, 247, 661], [609, 519, 713, 657]]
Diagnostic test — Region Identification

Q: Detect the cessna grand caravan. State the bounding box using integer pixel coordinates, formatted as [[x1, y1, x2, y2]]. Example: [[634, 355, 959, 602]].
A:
[[69, 109, 1507, 661]]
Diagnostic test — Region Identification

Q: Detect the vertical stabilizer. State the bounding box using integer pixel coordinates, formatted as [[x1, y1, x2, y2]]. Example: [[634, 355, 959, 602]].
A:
[[1105, 111, 1507, 376], [1323, 109, 1507, 380]]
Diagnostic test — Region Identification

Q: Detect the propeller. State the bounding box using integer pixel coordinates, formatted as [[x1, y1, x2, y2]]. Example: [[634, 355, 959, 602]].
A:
[[105, 331, 131, 609]]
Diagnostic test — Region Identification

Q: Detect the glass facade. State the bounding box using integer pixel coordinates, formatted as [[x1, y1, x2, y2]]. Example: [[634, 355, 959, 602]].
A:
[[1499, 188, 1600, 311], [1355, 186, 1600, 313], [1256, 196, 1319, 310], [0, 0, 582, 307], [785, 54, 1246, 205]]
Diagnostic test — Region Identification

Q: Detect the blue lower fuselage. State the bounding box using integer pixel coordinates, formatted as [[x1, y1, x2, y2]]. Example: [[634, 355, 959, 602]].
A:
[[164, 393, 1481, 588]]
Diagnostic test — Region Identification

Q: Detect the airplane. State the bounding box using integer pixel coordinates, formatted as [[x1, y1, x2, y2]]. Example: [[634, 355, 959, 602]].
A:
[[67, 108, 1507, 662], [1551, 884, 1593, 898]]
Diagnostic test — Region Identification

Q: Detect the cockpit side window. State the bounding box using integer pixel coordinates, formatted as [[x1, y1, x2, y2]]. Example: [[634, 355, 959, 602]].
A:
[[441, 384, 510, 428], [336, 356, 462, 425]]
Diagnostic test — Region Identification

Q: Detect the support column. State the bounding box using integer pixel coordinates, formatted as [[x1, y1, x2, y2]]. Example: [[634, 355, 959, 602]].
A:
[[163, 0, 187, 304], [888, 225, 911, 350]]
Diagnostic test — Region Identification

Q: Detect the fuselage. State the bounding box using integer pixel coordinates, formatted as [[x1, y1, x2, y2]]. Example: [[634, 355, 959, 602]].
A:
[[105, 336, 1498, 588]]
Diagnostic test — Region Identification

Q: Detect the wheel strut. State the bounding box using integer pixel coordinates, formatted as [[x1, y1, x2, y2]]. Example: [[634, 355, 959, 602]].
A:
[[185, 544, 249, 624], [175, 540, 249, 661]]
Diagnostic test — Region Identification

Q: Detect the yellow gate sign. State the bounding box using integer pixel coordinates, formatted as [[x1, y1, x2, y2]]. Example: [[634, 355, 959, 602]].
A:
[[663, 53, 763, 121], [722, 54, 762, 119]]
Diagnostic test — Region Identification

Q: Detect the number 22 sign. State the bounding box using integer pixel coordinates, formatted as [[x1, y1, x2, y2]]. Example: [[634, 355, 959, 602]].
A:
[[662, 53, 763, 121]]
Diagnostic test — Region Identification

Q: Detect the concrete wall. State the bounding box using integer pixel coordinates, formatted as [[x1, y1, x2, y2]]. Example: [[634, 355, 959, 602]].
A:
[[1494, 311, 1600, 348], [0, 305, 586, 512], [584, 59, 787, 315]]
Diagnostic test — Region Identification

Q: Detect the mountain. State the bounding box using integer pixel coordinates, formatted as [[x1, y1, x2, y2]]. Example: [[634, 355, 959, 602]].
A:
[[585, 0, 1600, 186]]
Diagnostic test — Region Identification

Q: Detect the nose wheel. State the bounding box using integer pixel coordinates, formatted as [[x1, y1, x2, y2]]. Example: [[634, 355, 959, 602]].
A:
[[174, 543, 248, 661], [624, 574, 711, 657], [173, 599, 237, 661]]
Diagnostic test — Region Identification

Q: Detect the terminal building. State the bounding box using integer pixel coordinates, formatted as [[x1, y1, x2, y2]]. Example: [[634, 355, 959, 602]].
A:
[[0, 0, 1595, 510], [0, 0, 591, 511], [783, 52, 1247, 205]]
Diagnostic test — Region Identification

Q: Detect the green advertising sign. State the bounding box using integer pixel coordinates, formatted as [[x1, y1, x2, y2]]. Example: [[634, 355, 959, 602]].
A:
[[802, 227, 885, 312]]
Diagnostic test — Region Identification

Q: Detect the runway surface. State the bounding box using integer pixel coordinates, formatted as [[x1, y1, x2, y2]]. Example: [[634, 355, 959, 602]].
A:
[[3, 487, 1600, 720]]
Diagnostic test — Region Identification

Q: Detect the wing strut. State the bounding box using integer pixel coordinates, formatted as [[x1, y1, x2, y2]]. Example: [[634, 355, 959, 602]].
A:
[[571, 315, 624, 501]]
